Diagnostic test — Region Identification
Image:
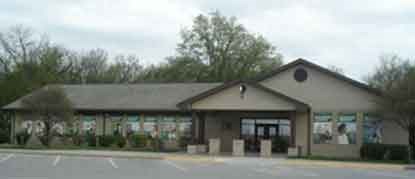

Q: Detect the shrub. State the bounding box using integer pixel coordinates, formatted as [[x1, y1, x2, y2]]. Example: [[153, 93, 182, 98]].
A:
[[0, 129, 9, 144], [360, 143, 408, 161], [150, 137, 161, 152], [178, 136, 194, 148], [272, 136, 289, 153], [130, 134, 148, 148], [39, 136, 49, 146], [114, 135, 126, 148], [85, 134, 96, 147], [16, 131, 30, 145], [98, 136, 115, 147], [72, 135, 83, 146]]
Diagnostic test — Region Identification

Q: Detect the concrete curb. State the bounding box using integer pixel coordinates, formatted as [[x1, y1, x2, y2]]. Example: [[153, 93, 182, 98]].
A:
[[0, 149, 221, 163], [0, 149, 164, 160]]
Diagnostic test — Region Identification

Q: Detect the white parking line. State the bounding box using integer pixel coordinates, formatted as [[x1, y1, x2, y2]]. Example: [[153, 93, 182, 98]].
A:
[[107, 158, 118, 169], [53, 155, 61, 167], [254, 166, 319, 177], [163, 160, 187, 172], [0, 154, 15, 163]]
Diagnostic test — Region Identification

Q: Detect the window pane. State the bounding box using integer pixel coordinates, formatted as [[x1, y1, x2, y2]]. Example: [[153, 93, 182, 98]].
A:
[[313, 113, 333, 144], [279, 120, 291, 137], [241, 119, 255, 137], [337, 114, 357, 144], [111, 116, 122, 135], [256, 119, 278, 125], [159, 116, 177, 140], [144, 116, 158, 136], [363, 114, 382, 144], [178, 116, 192, 137], [82, 115, 96, 134], [126, 116, 140, 135]]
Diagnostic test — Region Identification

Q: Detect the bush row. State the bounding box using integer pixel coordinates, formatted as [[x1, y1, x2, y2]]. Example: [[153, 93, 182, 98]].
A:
[[360, 143, 409, 161], [0, 129, 9, 144], [14, 131, 174, 151]]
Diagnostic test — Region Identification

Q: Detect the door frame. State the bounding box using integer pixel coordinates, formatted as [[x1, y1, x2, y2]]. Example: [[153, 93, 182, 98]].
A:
[[240, 117, 290, 153]]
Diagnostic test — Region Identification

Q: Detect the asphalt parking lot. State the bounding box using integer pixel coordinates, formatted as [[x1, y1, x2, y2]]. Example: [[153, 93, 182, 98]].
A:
[[0, 153, 414, 179]]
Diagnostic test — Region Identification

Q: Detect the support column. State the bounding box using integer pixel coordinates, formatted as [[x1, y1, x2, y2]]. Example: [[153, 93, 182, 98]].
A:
[[191, 112, 198, 141], [198, 113, 205, 144], [10, 112, 15, 144], [290, 111, 296, 147]]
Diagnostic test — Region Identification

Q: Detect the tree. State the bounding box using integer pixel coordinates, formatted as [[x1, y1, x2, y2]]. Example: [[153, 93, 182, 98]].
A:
[[168, 11, 283, 82], [366, 54, 415, 161], [21, 86, 73, 146]]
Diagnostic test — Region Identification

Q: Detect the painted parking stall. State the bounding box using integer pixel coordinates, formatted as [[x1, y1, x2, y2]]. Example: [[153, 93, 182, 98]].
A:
[[0, 153, 414, 179]]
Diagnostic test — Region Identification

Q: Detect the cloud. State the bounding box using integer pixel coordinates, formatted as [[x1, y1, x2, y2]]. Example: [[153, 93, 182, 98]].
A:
[[0, 0, 414, 80]]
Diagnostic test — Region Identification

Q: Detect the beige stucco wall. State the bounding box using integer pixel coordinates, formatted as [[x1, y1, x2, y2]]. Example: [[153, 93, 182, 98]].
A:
[[260, 64, 409, 158], [192, 84, 297, 111], [260, 64, 379, 112], [204, 112, 241, 152], [294, 111, 308, 156]]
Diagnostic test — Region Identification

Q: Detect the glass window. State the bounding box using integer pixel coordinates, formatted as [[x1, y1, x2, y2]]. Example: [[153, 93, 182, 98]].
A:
[[144, 116, 158, 136], [111, 116, 122, 136], [279, 120, 291, 137], [178, 116, 192, 137], [159, 116, 177, 140], [363, 114, 383, 144], [256, 119, 279, 125], [21, 120, 33, 134], [82, 115, 96, 135], [241, 119, 255, 138], [52, 122, 64, 135], [313, 113, 333, 144], [126, 116, 140, 136], [337, 114, 357, 144]]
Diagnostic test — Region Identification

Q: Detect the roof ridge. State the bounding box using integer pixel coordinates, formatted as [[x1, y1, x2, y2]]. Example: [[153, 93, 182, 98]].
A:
[[54, 82, 222, 86]]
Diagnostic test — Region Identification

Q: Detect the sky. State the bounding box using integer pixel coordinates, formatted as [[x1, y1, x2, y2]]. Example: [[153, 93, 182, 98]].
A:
[[1, 0, 414, 80]]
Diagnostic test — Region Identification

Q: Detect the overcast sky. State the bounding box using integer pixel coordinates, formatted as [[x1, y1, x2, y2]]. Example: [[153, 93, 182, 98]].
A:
[[1, 0, 414, 80]]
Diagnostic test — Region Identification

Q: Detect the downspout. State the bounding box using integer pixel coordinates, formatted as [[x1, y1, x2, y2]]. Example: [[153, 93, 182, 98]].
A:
[[307, 108, 311, 156]]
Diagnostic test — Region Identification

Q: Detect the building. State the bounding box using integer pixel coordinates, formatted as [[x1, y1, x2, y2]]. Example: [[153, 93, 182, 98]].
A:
[[2, 59, 408, 158]]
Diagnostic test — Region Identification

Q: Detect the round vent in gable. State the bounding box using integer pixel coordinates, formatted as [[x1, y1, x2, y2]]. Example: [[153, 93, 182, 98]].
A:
[[294, 68, 308, 82]]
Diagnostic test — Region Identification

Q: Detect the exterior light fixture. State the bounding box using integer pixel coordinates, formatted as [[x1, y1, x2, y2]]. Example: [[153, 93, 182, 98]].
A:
[[240, 84, 246, 99]]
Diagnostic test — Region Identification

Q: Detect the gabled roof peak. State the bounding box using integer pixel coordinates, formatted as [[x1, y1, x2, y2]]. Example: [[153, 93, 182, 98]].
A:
[[253, 58, 381, 96]]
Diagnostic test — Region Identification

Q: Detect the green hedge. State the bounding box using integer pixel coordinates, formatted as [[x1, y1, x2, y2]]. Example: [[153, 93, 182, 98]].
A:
[[98, 136, 116, 147], [0, 129, 9, 144], [85, 134, 96, 147], [130, 134, 148, 148], [16, 131, 30, 145], [360, 143, 408, 161], [114, 135, 126, 148]]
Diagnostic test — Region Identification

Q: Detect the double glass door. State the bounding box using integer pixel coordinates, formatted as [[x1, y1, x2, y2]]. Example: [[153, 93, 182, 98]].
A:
[[241, 118, 291, 153], [256, 124, 279, 140]]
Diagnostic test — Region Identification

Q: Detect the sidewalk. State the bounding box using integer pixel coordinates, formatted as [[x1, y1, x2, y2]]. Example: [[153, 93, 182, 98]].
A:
[[0, 148, 220, 163], [283, 159, 413, 171]]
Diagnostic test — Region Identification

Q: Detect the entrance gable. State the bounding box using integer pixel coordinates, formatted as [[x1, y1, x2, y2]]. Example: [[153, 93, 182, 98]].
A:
[[178, 81, 308, 111]]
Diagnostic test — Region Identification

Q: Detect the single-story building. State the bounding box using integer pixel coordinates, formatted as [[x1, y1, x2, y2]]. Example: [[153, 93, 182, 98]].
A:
[[2, 58, 409, 158]]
